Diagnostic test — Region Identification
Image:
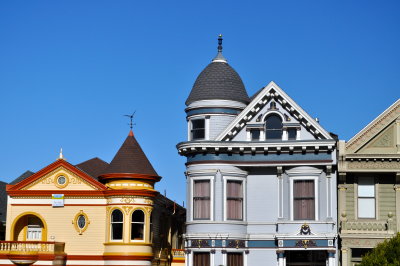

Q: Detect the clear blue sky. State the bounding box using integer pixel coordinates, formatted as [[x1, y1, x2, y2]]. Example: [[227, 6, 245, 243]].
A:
[[0, 0, 399, 205]]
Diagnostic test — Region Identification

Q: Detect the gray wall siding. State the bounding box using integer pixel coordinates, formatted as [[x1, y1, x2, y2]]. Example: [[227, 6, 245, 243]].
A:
[[209, 115, 236, 140]]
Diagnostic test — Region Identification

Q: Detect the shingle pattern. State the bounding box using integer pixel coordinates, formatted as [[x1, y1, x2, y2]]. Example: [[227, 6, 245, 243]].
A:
[[185, 61, 250, 106], [102, 132, 158, 176], [76, 157, 109, 180], [10, 170, 35, 185]]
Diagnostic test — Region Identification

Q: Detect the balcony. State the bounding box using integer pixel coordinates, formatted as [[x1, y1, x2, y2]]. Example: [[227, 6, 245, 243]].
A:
[[340, 219, 395, 235], [0, 241, 65, 266], [172, 248, 185, 264]]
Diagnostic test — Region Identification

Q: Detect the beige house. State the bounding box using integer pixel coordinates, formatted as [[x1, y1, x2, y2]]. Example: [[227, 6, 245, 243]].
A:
[[338, 99, 400, 265], [0, 131, 185, 266]]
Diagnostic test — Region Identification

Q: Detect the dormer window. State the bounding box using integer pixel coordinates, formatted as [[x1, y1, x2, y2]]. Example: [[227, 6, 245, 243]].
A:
[[250, 129, 260, 140], [265, 114, 283, 139], [191, 119, 205, 140], [288, 128, 297, 140]]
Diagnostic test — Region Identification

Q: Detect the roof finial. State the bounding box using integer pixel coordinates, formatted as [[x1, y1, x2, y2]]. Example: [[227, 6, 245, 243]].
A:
[[124, 111, 136, 135], [218, 34, 223, 53], [212, 34, 227, 63], [58, 148, 65, 160]]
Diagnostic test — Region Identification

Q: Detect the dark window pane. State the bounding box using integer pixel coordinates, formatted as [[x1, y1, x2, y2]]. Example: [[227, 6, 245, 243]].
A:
[[251, 129, 260, 140], [131, 223, 144, 240], [112, 209, 123, 222], [265, 115, 282, 139], [192, 119, 205, 140], [132, 210, 144, 222], [112, 223, 123, 240], [288, 128, 297, 140]]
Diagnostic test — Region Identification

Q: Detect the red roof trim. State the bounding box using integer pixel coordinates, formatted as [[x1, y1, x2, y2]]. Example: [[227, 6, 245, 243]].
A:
[[7, 160, 107, 191], [99, 173, 161, 182]]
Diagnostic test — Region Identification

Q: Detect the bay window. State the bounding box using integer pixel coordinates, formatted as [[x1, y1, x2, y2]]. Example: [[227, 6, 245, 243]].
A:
[[193, 180, 211, 219], [226, 180, 243, 220]]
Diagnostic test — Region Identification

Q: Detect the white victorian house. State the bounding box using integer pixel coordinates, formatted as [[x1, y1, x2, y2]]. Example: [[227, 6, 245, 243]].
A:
[[177, 36, 338, 266]]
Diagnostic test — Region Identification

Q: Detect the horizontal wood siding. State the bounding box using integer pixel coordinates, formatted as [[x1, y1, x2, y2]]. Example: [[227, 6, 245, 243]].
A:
[[345, 184, 355, 220], [379, 183, 396, 227]]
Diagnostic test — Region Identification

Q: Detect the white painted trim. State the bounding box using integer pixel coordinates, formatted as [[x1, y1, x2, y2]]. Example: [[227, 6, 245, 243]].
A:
[[289, 176, 319, 221], [222, 175, 246, 222], [215, 81, 333, 141], [190, 175, 215, 221]]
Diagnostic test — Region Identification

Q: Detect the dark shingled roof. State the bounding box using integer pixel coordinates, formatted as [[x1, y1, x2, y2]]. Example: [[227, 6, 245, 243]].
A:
[[10, 170, 35, 185], [76, 157, 109, 180], [102, 131, 158, 176], [0, 181, 8, 223], [185, 61, 250, 106]]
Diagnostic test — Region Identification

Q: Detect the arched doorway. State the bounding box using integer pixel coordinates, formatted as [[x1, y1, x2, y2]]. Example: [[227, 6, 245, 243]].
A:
[[11, 213, 47, 241]]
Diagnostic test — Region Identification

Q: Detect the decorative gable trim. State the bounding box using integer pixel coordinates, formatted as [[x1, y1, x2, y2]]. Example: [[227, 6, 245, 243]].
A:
[[215, 81, 333, 141], [8, 159, 107, 191], [346, 99, 400, 153]]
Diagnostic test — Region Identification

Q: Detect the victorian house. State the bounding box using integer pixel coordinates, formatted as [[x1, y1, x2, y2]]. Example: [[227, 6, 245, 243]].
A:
[[338, 99, 400, 265], [0, 130, 185, 266], [177, 36, 338, 266]]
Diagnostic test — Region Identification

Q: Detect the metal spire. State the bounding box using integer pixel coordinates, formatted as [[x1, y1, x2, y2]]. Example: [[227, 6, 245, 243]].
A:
[[124, 111, 136, 130], [212, 34, 227, 63]]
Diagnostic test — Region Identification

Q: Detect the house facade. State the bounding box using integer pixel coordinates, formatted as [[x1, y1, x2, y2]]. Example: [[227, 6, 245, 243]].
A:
[[177, 36, 338, 266], [0, 131, 185, 266], [338, 99, 400, 265]]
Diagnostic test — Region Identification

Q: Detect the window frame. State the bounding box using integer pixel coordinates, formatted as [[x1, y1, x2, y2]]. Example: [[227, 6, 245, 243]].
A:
[[223, 176, 246, 221], [110, 208, 124, 242], [225, 252, 245, 266], [190, 118, 206, 140], [190, 176, 214, 221], [130, 209, 146, 242], [290, 176, 319, 221], [264, 114, 283, 140], [357, 176, 376, 219]]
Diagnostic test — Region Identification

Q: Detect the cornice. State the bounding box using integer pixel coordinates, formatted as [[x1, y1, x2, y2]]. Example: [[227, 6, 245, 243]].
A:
[[177, 140, 336, 156], [346, 99, 400, 153]]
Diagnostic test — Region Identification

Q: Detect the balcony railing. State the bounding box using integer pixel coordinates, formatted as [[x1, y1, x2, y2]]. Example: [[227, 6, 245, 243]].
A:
[[172, 249, 185, 258], [340, 219, 395, 234], [0, 241, 64, 253]]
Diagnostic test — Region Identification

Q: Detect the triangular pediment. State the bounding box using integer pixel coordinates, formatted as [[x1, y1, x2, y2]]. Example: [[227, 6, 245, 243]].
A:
[[346, 99, 400, 154], [216, 81, 333, 141], [8, 159, 107, 192]]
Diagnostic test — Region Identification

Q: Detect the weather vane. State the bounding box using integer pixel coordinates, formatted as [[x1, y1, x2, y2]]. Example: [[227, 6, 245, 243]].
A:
[[124, 111, 136, 130]]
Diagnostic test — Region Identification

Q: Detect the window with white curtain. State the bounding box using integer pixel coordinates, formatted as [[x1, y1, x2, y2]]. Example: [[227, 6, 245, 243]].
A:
[[358, 177, 375, 218]]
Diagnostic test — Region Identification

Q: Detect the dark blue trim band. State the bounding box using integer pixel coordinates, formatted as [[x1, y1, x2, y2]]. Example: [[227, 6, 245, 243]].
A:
[[186, 108, 242, 116], [186, 153, 331, 163]]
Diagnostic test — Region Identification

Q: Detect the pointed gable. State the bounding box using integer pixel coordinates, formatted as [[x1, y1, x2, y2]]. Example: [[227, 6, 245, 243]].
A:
[[346, 99, 400, 154], [102, 131, 158, 177], [7, 159, 107, 193], [216, 81, 334, 141]]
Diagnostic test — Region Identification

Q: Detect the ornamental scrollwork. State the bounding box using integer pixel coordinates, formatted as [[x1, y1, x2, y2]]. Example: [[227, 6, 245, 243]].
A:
[[295, 240, 316, 249], [190, 240, 210, 248], [227, 240, 245, 249], [120, 197, 135, 204]]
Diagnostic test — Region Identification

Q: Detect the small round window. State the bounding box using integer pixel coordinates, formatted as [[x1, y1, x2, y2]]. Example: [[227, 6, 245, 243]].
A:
[[57, 176, 66, 185], [77, 215, 86, 229]]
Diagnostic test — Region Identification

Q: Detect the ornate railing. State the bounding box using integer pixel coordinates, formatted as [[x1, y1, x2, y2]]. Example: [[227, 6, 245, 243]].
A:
[[0, 241, 65, 253], [172, 249, 185, 258], [341, 219, 394, 234]]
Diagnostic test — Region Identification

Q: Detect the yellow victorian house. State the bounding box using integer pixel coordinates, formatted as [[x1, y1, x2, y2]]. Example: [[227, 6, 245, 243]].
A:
[[0, 130, 185, 266]]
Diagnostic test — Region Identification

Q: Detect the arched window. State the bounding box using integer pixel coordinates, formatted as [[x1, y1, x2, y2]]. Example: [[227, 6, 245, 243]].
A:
[[111, 209, 123, 240], [131, 210, 145, 240], [265, 114, 283, 139]]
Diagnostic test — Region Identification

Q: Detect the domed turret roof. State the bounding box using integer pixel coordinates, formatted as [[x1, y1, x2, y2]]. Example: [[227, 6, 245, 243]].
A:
[[185, 36, 250, 106]]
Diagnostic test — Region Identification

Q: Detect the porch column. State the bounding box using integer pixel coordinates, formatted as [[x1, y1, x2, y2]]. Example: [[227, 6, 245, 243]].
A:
[[341, 248, 349, 266], [277, 250, 285, 266]]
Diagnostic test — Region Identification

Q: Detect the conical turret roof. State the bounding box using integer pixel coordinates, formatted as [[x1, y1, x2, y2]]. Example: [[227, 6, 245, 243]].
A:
[[185, 35, 250, 106], [102, 130, 158, 177]]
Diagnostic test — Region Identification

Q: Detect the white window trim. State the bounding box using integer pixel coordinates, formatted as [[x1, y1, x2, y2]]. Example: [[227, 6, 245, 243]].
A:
[[189, 251, 214, 266], [289, 176, 319, 221], [130, 209, 146, 242], [223, 251, 247, 266], [190, 176, 214, 221], [110, 208, 124, 242], [355, 176, 377, 220], [189, 116, 209, 141], [223, 175, 246, 222]]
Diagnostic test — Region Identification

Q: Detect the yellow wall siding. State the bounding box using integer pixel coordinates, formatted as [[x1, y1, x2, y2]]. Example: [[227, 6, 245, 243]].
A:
[[24, 168, 98, 191], [8, 205, 107, 255]]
